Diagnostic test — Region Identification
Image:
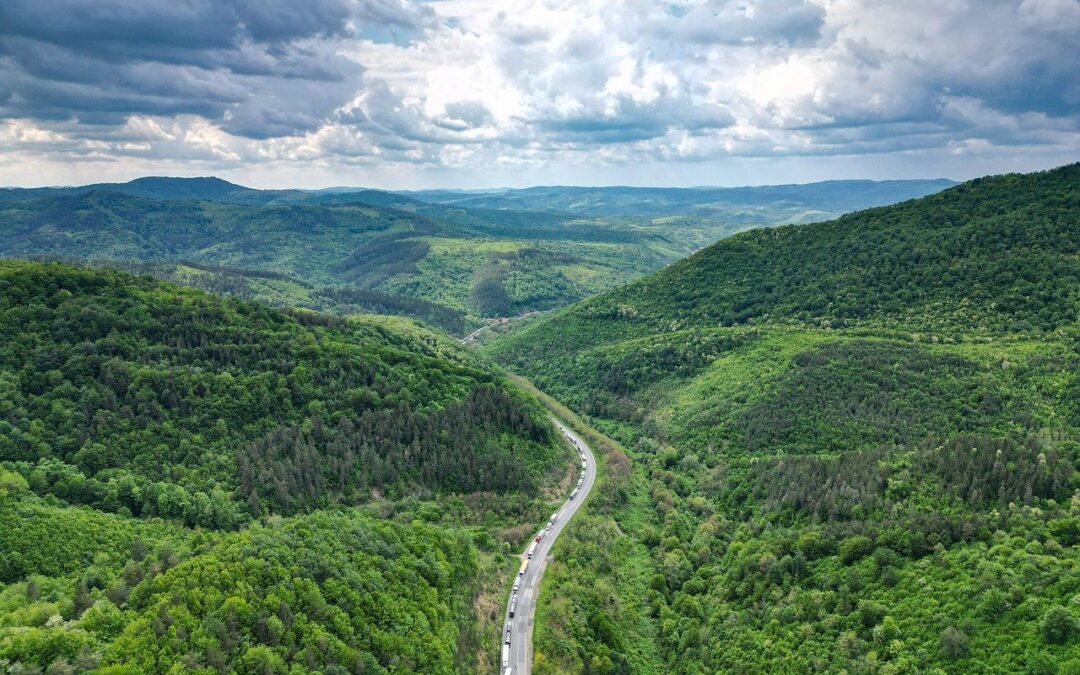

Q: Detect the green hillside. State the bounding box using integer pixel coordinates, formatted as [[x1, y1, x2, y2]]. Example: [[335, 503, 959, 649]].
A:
[[0, 176, 956, 335], [0, 191, 735, 331], [0, 261, 567, 673], [488, 164, 1080, 673]]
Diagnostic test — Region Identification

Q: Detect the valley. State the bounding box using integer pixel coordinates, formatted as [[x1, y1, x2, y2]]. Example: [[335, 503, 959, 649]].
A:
[[2, 2, 1076, 672], [0, 177, 951, 335], [485, 164, 1080, 672], [1, 164, 1077, 674]]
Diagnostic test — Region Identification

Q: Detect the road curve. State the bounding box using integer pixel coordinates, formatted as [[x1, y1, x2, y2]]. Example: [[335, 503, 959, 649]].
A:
[[500, 419, 597, 674], [459, 311, 547, 345]]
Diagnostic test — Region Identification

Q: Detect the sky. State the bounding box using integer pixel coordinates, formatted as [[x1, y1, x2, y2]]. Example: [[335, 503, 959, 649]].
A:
[[0, 0, 1078, 189]]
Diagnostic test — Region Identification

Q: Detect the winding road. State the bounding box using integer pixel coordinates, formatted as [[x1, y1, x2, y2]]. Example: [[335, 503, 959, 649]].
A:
[[500, 419, 597, 674], [459, 311, 547, 345]]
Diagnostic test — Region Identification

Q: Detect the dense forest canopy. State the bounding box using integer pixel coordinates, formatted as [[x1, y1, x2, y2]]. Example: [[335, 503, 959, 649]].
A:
[[0, 190, 708, 329], [0, 175, 954, 333], [0, 261, 574, 672], [490, 164, 1080, 673], [0, 260, 560, 523]]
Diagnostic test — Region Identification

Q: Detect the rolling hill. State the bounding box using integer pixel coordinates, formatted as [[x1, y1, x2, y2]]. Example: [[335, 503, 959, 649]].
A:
[[0, 176, 955, 335], [0, 260, 566, 673], [487, 163, 1080, 673], [0, 190, 731, 331]]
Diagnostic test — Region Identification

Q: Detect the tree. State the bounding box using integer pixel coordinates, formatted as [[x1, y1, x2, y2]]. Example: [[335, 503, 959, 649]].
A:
[[941, 626, 969, 659], [1040, 606, 1078, 645]]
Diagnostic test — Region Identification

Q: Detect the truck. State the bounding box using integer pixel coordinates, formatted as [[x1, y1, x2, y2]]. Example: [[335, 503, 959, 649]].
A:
[[570, 488, 578, 500], [526, 541, 537, 559], [518, 559, 528, 578], [502, 643, 510, 669]]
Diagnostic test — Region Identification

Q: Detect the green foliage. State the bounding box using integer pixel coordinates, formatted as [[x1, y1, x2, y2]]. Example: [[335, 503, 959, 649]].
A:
[[1041, 606, 1079, 645], [0, 262, 573, 673], [0, 187, 776, 329], [0, 497, 487, 674], [0, 261, 557, 522], [496, 164, 1080, 672]]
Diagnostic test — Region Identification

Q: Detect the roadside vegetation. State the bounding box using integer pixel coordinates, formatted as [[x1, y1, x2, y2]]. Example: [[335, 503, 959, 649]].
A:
[[488, 164, 1080, 672], [0, 261, 570, 673]]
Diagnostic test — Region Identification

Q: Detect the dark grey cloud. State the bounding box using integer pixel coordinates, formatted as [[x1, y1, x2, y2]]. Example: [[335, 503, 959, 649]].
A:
[[0, 0, 432, 139], [0, 0, 1077, 180]]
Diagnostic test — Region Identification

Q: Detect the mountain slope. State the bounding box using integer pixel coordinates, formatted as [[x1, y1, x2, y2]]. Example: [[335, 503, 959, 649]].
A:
[[0, 260, 573, 673], [0, 260, 560, 518], [0, 176, 957, 333], [0, 191, 723, 328], [0, 176, 293, 204], [488, 164, 1080, 673], [495, 163, 1080, 355]]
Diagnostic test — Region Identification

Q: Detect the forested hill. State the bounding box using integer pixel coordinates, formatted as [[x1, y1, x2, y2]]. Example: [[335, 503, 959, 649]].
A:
[[0, 190, 710, 330], [0, 260, 558, 521], [0, 260, 566, 673], [500, 162, 1080, 356], [488, 164, 1080, 673], [0, 175, 958, 333], [0, 176, 292, 204]]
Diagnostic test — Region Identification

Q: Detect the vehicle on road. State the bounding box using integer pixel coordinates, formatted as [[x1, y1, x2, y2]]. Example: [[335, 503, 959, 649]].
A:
[[503, 420, 595, 674]]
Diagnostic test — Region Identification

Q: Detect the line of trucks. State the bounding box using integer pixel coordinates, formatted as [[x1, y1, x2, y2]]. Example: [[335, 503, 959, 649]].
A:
[[504, 509, 560, 671], [501, 427, 589, 672]]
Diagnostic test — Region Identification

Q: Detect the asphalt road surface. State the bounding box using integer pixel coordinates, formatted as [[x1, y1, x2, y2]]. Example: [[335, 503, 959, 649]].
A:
[[500, 419, 597, 674]]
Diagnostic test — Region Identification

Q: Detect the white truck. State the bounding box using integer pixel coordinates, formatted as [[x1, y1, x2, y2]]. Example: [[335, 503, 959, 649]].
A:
[[570, 488, 578, 500], [502, 643, 510, 669], [526, 541, 538, 559]]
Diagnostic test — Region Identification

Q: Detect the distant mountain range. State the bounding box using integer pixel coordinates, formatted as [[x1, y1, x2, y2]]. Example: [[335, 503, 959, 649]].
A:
[[403, 178, 957, 220], [0, 174, 957, 332], [1, 175, 956, 222]]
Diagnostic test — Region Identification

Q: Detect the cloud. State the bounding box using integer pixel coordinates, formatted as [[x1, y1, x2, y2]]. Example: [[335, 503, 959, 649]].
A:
[[0, 0, 1076, 186], [0, 0, 417, 138]]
